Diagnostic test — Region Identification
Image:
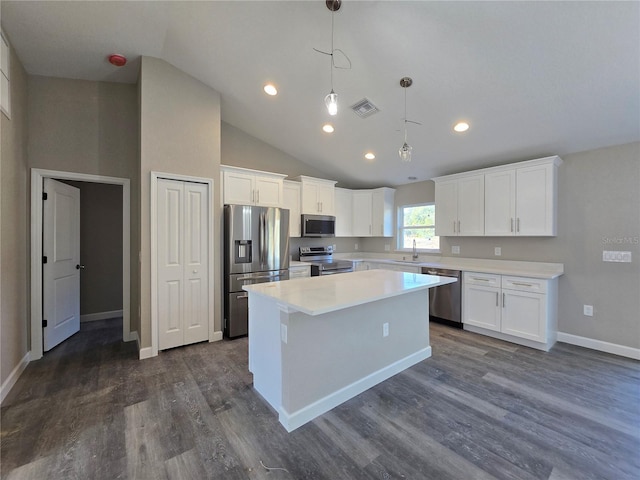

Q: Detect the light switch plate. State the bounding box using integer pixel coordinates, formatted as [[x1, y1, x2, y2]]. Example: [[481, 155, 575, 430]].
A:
[[452, 246, 460, 254], [583, 305, 593, 316], [383, 322, 389, 337], [281, 324, 288, 343]]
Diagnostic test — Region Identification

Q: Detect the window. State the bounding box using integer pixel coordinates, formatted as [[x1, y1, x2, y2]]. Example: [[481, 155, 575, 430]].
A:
[[397, 203, 439, 251]]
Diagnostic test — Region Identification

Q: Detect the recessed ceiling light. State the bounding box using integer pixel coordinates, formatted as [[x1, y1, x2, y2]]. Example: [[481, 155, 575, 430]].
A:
[[263, 84, 278, 96], [322, 124, 335, 133], [365, 152, 375, 160], [454, 121, 469, 133]]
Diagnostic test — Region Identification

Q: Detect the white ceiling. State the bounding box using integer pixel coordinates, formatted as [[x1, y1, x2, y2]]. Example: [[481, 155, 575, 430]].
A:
[[2, 1, 639, 187]]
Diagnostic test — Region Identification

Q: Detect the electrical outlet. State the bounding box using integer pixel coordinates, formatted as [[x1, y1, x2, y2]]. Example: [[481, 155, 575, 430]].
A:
[[583, 305, 593, 317], [452, 246, 460, 254], [355, 243, 359, 250], [603, 251, 632, 262], [383, 322, 389, 337], [495, 247, 502, 256], [384, 244, 391, 252]]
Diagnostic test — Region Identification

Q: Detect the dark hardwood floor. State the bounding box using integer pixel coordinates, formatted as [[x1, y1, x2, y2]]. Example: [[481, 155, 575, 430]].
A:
[[1, 318, 639, 479]]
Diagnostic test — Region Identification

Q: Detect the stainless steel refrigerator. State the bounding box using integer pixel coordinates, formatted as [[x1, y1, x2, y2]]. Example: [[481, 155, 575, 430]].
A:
[[224, 205, 290, 338]]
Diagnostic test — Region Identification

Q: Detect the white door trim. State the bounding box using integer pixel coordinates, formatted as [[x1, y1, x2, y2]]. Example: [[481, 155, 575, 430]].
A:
[[150, 171, 216, 358], [30, 168, 131, 361]]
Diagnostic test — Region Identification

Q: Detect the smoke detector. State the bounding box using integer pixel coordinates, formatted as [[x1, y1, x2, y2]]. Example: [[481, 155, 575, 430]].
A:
[[350, 98, 380, 118]]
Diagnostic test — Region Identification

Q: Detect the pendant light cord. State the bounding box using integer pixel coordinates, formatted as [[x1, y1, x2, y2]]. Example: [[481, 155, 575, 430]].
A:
[[330, 6, 335, 91], [403, 86, 408, 143]]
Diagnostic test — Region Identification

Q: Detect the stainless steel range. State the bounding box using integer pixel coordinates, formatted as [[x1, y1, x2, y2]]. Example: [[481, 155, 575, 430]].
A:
[[299, 246, 354, 276]]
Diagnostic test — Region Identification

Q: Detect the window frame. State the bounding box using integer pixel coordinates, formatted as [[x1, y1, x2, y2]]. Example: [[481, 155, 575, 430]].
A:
[[396, 202, 440, 253]]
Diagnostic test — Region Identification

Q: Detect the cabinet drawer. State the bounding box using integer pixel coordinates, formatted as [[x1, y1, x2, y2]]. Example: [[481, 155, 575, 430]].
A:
[[464, 272, 500, 287], [502, 276, 546, 293]]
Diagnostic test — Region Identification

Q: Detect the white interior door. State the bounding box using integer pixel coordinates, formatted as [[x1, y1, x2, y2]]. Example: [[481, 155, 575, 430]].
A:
[[157, 178, 209, 350], [43, 178, 81, 351]]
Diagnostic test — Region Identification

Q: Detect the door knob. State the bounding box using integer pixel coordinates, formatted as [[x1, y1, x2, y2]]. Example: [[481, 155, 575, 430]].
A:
[[76, 264, 85, 270]]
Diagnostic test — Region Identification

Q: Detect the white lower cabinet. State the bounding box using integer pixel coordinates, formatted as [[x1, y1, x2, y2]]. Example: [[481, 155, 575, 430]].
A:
[[463, 272, 557, 351]]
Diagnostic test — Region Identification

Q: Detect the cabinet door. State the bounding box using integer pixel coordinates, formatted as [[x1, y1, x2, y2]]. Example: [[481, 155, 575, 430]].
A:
[[372, 188, 394, 237], [516, 164, 555, 236], [463, 284, 501, 332], [435, 181, 458, 236], [334, 188, 353, 237], [457, 175, 485, 236], [301, 182, 320, 214], [283, 182, 301, 237], [352, 191, 373, 236], [223, 171, 255, 205], [485, 170, 516, 236], [255, 175, 283, 207], [502, 290, 546, 342], [317, 183, 335, 215]]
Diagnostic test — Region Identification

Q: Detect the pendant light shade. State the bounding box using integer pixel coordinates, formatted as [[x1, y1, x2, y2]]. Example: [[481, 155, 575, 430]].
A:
[[399, 142, 413, 162], [325, 90, 338, 116]]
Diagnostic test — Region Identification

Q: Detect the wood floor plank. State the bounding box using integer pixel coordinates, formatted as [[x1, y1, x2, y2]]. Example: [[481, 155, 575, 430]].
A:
[[2, 318, 638, 480]]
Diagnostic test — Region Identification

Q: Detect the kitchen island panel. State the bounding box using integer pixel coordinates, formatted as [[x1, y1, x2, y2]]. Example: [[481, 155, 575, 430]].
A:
[[248, 286, 430, 432]]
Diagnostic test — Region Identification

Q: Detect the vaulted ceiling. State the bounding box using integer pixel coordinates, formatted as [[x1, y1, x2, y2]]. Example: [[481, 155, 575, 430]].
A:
[[3, 1, 639, 187]]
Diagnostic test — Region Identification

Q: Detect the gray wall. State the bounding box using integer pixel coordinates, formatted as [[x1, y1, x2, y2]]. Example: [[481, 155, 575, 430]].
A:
[[364, 142, 640, 349], [66, 181, 123, 317], [221, 122, 333, 181], [139, 56, 221, 348], [27, 75, 140, 337], [1, 38, 29, 388]]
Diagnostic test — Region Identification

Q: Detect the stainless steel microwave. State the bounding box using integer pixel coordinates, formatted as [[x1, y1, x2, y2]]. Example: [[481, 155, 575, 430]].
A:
[[301, 214, 336, 238]]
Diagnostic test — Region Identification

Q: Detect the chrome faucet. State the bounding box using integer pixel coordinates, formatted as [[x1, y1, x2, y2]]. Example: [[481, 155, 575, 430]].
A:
[[412, 239, 419, 260]]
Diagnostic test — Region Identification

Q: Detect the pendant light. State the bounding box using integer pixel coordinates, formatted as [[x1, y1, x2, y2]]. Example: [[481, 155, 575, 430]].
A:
[[325, 0, 340, 115], [315, 1, 351, 116], [399, 77, 413, 162]]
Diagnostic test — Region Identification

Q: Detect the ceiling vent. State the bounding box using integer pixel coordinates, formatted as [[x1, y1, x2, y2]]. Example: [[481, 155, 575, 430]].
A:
[[350, 98, 380, 118]]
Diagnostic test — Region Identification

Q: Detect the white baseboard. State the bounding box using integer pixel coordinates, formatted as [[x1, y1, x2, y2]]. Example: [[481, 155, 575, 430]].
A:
[[131, 331, 154, 360], [278, 346, 432, 432], [557, 332, 640, 360], [1, 351, 30, 405], [80, 309, 123, 323], [210, 330, 223, 342]]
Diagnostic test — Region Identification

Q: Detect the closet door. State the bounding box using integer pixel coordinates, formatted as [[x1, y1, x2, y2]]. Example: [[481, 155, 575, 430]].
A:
[[157, 179, 209, 350]]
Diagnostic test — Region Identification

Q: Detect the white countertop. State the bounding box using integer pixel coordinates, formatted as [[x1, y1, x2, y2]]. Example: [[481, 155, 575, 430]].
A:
[[289, 261, 310, 268], [336, 254, 563, 279], [243, 270, 456, 316]]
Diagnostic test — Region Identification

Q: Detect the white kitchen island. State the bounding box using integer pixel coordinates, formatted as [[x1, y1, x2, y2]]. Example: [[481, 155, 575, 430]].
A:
[[242, 269, 456, 432]]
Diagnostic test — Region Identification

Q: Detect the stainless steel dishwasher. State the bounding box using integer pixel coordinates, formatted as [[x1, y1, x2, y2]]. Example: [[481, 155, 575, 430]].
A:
[[422, 267, 462, 327]]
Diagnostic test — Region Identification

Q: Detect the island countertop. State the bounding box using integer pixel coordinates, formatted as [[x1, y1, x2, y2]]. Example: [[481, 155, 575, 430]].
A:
[[243, 269, 456, 316]]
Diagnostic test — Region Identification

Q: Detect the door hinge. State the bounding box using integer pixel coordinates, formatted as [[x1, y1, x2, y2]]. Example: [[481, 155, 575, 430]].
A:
[[43, 256, 48, 264], [42, 319, 48, 328], [43, 192, 48, 200]]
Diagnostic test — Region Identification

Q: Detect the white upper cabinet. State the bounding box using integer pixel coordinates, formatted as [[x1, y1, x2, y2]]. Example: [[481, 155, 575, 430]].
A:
[[334, 187, 353, 237], [350, 188, 395, 237], [485, 170, 516, 235], [283, 180, 301, 237], [221, 165, 286, 207], [371, 188, 395, 237], [435, 156, 561, 237], [294, 176, 336, 215], [352, 190, 373, 236], [434, 174, 484, 236], [485, 158, 560, 236]]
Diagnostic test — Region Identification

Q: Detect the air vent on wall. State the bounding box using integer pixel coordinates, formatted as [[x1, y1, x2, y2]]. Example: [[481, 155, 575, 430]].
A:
[[350, 98, 380, 118]]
